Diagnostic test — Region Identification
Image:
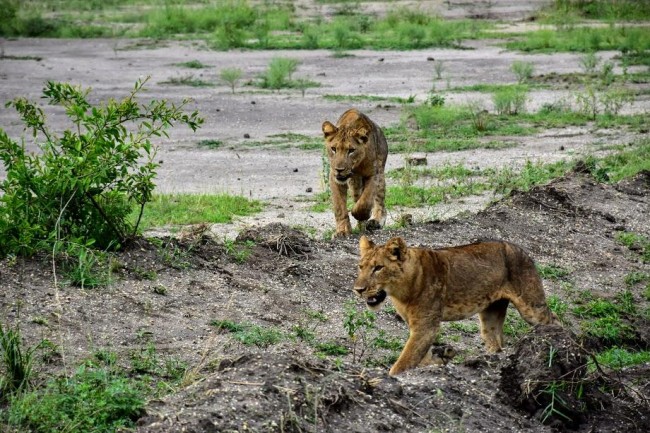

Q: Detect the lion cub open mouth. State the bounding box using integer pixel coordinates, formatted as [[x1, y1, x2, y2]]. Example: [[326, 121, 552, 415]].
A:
[[366, 290, 386, 307], [354, 235, 561, 376]]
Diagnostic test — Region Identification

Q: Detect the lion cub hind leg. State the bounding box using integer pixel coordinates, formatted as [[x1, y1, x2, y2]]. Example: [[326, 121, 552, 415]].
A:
[[478, 299, 509, 353]]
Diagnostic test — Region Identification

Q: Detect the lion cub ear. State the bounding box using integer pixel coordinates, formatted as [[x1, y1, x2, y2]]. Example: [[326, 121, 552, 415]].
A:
[[322, 121, 338, 139], [386, 237, 407, 261], [359, 235, 375, 255]]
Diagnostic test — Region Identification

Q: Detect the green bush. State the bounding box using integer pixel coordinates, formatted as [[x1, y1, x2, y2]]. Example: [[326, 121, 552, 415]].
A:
[[0, 323, 37, 398], [0, 78, 202, 257], [511, 60, 535, 84], [6, 364, 144, 433], [259, 57, 300, 90], [492, 86, 529, 115]]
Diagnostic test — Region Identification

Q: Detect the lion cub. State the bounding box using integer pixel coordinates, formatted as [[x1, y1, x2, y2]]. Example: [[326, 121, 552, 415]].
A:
[[322, 109, 388, 238], [354, 236, 560, 376]]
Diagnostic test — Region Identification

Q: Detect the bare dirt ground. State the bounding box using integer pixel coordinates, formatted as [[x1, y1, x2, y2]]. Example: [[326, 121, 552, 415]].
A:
[[1, 1, 650, 432]]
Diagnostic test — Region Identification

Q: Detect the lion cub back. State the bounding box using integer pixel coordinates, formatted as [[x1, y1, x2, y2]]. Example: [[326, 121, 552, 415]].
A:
[[434, 240, 554, 323]]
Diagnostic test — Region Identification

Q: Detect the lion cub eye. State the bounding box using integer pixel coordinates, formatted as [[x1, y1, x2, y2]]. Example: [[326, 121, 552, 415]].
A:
[[348, 148, 355, 155], [330, 147, 336, 153], [373, 265, 384, 273]]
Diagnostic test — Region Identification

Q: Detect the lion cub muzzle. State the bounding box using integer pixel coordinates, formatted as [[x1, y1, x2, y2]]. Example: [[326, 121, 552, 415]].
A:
[[354, 285, 387, 308], [333, 168, 351, 184]]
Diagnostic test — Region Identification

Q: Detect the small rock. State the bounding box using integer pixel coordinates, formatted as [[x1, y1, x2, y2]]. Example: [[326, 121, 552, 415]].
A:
[[306, 187, 313, 193], [243, 133, 250, 139]]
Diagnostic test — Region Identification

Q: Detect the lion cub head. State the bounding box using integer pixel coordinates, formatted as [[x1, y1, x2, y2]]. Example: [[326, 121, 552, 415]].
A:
[[353, 235, 407, 311], [322, 117, 371, 185]]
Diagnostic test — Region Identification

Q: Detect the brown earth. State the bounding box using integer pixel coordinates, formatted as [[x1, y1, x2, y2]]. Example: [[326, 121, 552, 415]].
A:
[[1, 169, 649, 432], [1, 1, 650, 431]]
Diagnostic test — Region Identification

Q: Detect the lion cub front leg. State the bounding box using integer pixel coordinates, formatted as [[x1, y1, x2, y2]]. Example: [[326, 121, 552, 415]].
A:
[[330, 175, 352, 238], [389, 323, 439, 376], [351, 176, 374, 223]]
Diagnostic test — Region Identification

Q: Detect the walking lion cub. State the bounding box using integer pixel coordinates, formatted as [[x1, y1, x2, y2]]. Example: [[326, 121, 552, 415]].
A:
[[354, 236, 560, 376], [322, 109, 388, 238]]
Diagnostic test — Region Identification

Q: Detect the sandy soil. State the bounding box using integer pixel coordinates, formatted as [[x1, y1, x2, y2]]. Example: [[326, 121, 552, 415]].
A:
[[1, 35, 648, 237]]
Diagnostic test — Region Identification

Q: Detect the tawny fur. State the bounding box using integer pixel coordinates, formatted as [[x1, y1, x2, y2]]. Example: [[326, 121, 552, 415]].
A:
[[322, 109, 388, 238], [354, 236, 560, 376]]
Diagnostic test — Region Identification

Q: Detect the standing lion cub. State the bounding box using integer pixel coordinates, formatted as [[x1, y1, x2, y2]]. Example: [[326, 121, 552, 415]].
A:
[[354, 236, 560, 376], [322, 109, 388, 238]]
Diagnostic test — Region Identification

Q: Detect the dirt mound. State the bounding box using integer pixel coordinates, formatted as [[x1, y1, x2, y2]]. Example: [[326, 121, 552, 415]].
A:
[[499, 326, 588, 429], [499, 326, 650, 432], [2, 170, 649, 433], [137, 350, 549, 433]]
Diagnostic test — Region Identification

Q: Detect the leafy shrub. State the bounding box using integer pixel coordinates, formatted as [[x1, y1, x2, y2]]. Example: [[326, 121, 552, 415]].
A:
[[6, 364, 144, 432], [0, 323, 38, 398], [493, 86, 529, 115], [0, 78, 202, 257], [511, 60, 535, 84], [219, 67, 243, 93], [259, 57, 300, 90]]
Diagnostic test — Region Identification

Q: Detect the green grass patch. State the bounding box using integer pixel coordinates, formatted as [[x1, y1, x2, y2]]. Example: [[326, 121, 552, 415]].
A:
[[174, 59, 209, 69], [134, 193, 262, 230], [323, 94, 416, 104], [615, 230, 650, 263], [160, 74, 214, 87], [537, 264, 571, 281], [371, 330, 404, 351], [386, 181, 488, 208], [595, 347, 650, 370], [449, 83, 548, 93], [543, 0, 650, 21], [315, 341, 349, 356], [1, 1, 495, 50], [488, 159, 573, 195], [504, 26, 650, 66], [210, 320, 284, 348], [625, 272, 650, 286], [6, 363, 144, 432], [582, 140, 650, 183], [547, 295, 570, 323], [446, 321, 480, 334], [197, 139, 223, 149], [573, 294, 638, 345], [503, 309, 531, 338]]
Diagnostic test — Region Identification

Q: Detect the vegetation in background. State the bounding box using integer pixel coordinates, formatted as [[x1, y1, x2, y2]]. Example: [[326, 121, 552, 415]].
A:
[[0, 78, 202, 257], [545, 0, 650, 21], [257, 57, 319, 91], [160, 74, 214, 87], [219, 67, 243, 94], [0, 323, 38, 398], [174, 59, 209, 69], [0, 0, 492, 50], [505, 26, 650, 66], [135, 193, 262, 231]]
